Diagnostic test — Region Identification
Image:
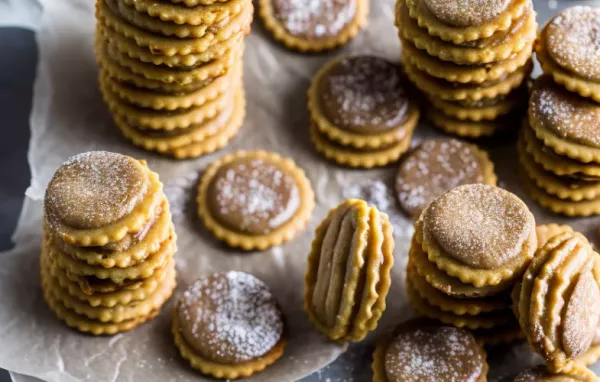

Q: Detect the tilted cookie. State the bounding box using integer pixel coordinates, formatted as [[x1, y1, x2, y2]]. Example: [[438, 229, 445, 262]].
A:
[[513, 232, 600, 373], [305, 199, 394, 341]]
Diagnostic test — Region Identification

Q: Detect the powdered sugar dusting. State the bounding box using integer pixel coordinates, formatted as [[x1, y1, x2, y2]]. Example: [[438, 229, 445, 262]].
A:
[[423, 184, 532, 269], [530, 79, 600, 148], [179, 271, 283, 363], [396, 139, 485, 218], [273, 0, 357, 39], [44, 151, 147, 231], [321, 56, 409, 133], [212, 158, 300, 234], [562, 267, 600, 358], [547, 6, 600, 80], [423, 0, 511, 27], [384, 323, 484, 382]]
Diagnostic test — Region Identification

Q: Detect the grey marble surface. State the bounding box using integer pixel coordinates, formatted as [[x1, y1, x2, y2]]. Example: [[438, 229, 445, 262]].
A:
[[1, 1, 600, 381]]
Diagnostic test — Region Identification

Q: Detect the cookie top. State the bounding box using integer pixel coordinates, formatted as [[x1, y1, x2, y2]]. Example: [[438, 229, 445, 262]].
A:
[[422, 184, 533, 269], [396, 139, 488, 218], [318, 56, 411, 135], [271, 0, 357, 40], [545, 6, 600, 82], [514, 366, 580, 381], [562, 266, 600, 357], [423, 0, 512, 27], [530, 77, 600, 149], [44, 151, 148, 230], [207, 156, 301, 235], [384, 319, 486, 382], [177, 271, 284, 364]]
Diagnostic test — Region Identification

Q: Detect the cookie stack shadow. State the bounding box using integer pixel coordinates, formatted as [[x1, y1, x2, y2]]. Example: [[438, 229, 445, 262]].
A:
[[406, 184, 537, 345], [41, 151, 176, 335], [395, 0, 536, 138], [518, 6, 600, 217], [94, 0, 252, 159]]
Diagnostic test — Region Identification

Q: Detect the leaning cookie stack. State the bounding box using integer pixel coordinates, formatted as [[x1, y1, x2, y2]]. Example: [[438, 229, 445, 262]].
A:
[[395, 0, 536, 138], [519, 6, 600, 217], [94, 0, 252, 159], [308, 55, 420, 168], [41, 151, 176, 335], [407, 184, 537, 344]]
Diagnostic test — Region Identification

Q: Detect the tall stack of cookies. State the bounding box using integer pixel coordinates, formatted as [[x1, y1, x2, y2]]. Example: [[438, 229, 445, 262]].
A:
[[519, 6, 600, 217], [41, 151, 176, 335], [307, 55, 420, 169], [395, 0, 536, 138], [94, 0, 252, 159], [407, 184, 537, 344]]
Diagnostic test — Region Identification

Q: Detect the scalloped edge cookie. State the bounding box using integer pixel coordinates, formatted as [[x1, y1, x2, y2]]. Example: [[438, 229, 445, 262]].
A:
[[197, 150, 315, 250], [172, 308, 286, 379], [258, 0, 368, 52], [404, 0, 531, 44], [307, 55, 420, 149]]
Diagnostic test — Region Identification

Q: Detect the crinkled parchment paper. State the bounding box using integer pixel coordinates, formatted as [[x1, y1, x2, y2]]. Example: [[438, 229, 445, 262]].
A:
[[1, 0, 600, 381]]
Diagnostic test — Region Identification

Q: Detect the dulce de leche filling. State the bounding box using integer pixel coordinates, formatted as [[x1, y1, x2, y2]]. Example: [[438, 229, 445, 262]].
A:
[[384, 319, 486, 382], [272, 0, 357, 40], [207, 157, 301, 235], [318, 56, 411, 135], [423, 0, 512, 27], [177, 271, 284, 364], [44, 151, 148, 231]]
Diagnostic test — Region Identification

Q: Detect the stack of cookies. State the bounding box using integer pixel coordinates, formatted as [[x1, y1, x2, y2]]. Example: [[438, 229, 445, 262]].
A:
[[308, 55, 420, 169], [518, 6, 600, 217], [395, 0, 536, 138], [41, 151, 176, 335], [94, 0, 252, 159], [407, 184, 537, 344]]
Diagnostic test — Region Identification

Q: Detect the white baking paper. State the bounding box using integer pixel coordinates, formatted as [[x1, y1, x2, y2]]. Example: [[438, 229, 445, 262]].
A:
[[1, 0, 600, 381]]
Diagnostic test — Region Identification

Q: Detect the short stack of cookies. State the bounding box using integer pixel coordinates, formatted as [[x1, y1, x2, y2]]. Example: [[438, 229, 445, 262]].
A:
[[94, 0, 252, 159], [41, 151, 176, 335], [395, 0, 536, 138], [308, 55, 420, 169], [518, 6, 600, 217], [407, 184, 537, 344]]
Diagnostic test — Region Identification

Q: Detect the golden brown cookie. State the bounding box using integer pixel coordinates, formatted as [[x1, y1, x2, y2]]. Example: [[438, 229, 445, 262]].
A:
[[372, 319, 488, 382], [308, 55, 420, 149], [536, 7, 600, 103], [417, 184, 537, 287], [403, 0, 531, 44], [522, 120, 600, 181], [120, 0, 247, 25], [396, 138, 497, 218], [403, 58, 533, 102], [197, 151, 314, 250], [518, 136, 600, 202], [577, 327, 600, 367], [259, 0, 368, 52], [396, 0, 537, 65], [513, 232, 600, 373], [115, 88, 245, 156], [44, 152, 163, 246], [310, 121, 414, 168], [173, 271, 285, 379], [536, 224, 574, 250], [529, 76, 600, 165], [305, 199, 394, 341], [409, 235, 513, 298]]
